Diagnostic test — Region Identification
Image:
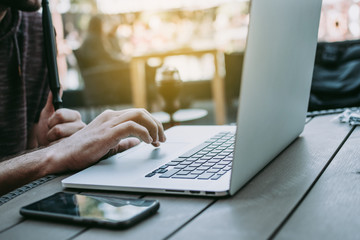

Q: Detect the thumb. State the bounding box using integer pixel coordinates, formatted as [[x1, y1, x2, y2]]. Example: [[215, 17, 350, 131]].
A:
[[43, 92, 55, 114]]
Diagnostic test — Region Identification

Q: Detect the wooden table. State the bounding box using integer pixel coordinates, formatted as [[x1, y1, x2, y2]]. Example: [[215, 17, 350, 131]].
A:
[[130, 49, 227, 125], [1, 113, 360, 239]]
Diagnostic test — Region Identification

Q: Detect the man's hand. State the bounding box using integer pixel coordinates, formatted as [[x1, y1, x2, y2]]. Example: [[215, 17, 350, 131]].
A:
[[46, 108, 166, 173], [0, 108, 166, 195], [28, 92, 86, 148]]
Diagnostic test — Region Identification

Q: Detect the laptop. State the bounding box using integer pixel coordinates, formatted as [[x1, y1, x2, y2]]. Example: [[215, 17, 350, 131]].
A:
[[62, 0, 322, 197]]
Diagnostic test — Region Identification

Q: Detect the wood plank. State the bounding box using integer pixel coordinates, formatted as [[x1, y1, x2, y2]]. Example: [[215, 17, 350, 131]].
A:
[[275, 127, 360, 240], [170, 115, 352, 239], [0, 220, 83, 240], [0, 174, 75, 232], [73, 196, 213, 240]]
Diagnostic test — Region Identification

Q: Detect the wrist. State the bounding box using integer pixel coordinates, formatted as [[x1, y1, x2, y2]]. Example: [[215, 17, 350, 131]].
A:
[[41, 144, 61, 175]]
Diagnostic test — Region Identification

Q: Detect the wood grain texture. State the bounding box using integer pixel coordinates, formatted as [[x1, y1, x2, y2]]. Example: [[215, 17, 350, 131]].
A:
[[0, 220, 84, 240], [275, 127, 360, 240], [171, 115, 352, 240], [0, 174, 74, 233]]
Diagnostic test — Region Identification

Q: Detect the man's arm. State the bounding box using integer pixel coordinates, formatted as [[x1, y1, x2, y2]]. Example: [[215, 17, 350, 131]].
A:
[[0, 108, 165, 196], [0, 147, 53, 195]]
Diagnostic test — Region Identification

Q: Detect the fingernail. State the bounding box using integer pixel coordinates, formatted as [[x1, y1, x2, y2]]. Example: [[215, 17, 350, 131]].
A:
[[148, 137, 153, 143], [152, 142, 160, 147]]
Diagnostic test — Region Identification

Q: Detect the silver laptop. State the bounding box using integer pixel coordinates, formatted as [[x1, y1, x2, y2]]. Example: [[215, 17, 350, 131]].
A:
[[62, 0, 322, 197]]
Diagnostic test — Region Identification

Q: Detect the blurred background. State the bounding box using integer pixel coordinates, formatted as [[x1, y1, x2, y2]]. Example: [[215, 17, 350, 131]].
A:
[[51, 0, 360, 125]]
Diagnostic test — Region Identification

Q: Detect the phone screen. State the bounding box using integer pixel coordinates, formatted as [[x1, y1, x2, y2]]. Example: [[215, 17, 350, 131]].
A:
[[20, 192, 159, 227]]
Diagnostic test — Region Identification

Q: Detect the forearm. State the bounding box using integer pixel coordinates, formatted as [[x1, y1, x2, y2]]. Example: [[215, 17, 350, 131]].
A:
[[0, 147, 55, 195]]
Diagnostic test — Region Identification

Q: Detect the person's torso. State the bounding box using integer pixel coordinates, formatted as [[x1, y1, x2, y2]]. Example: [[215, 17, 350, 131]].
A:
[[0, 9, 49, 159]]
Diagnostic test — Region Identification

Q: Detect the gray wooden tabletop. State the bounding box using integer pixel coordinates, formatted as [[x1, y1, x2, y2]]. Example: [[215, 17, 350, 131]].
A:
[[0, 114, 358, 240]]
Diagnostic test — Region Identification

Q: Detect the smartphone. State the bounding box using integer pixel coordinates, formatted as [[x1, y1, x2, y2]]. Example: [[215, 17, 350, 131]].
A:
[[20, 192, 160, 229]]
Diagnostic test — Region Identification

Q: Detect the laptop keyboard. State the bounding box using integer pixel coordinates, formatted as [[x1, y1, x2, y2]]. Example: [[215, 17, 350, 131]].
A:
[[145, 131, 235, 180]]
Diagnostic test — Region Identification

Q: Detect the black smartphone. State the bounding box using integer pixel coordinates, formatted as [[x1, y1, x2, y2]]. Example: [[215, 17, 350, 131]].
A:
[[20, 192, 159, 229]]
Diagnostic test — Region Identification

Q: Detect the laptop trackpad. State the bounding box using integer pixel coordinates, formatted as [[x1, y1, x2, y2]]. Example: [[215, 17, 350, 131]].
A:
[[120, 142, 189, 162]]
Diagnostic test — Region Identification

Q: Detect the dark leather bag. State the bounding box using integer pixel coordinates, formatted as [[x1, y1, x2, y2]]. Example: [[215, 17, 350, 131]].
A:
[[309, 39, 360, 111]]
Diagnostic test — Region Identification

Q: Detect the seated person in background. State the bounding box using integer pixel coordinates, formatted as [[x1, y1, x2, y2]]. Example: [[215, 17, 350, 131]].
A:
[[107, 25, 123, 55], [0, 0, 166, 195], [76, 15, 129, 71]]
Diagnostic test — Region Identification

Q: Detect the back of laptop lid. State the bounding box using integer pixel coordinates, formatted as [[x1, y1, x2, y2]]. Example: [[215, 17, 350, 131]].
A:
[[229, 0, 322, 195]]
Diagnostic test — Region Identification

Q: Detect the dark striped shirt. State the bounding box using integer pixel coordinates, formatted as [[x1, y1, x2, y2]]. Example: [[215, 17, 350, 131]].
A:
[[0, 9, 49, 158]]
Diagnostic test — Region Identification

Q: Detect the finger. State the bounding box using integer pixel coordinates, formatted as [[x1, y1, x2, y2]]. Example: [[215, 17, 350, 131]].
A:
[[112, 121, 153, 144], [112, 109, 160, 143], [48, 108, 82, 129], [100, 137, 140, 160], [47, 121, 86, 142], [148, 113, 166, 143], [116, 138, 141, 152], [43, 92, 55, 115], [89, 109, 119, 127], [137, 108, 166, 143]]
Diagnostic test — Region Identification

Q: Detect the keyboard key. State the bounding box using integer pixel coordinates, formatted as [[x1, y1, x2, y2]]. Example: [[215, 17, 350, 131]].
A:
[[177, 170, 191, 175], [197, 166, 210, 171], [189, 163, 202, 167], [202, 163, 216, 168], [208, 159, 221, 163], [179, 142, 210, 158], [207, 168, 221, 173], [197, 173, 215, 180], [157, 169, 168, 174], [183, 166, 197, 171], [172, 175, 198, 179], [195, 160, 207, 164], [172, 158, 185, 162], [174, 165, 187, 169], [153, 168, 167, 173], [218, 170, 228, 175], [203, 148, 215, 151], [206, 153, 217, 157], [223, 150, 233, 154], [213, 164, 225, 169], [145, 172, 156, 177], [211, 150, 222, 153], [211, 175, 222, 180], [219, 152, 229, 156], [159, 169, 180, 178], [181, 161, 193, 165], [198, 151, 209, 155], [221, 160, 232, 164], [217, 162, 228, 166], [190, 170, 205, 175], [167, 161, 180, 166]]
